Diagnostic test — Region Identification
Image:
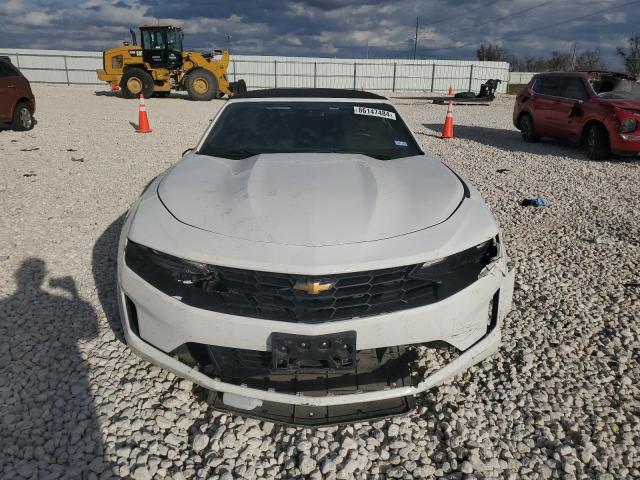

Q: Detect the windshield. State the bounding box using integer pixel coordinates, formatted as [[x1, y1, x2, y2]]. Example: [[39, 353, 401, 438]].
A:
[[167, 29, 182, 51], [142, 29, 165, 50], [199, 101, 423, 160], [589, 77, 640, 100]]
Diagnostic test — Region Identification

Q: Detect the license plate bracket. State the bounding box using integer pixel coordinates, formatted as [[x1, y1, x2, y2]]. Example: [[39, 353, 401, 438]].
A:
[[271, 331, 356, 371]]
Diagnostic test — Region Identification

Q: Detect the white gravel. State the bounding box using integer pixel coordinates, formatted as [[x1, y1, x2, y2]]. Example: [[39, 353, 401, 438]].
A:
[[0, 85, 638, 479]]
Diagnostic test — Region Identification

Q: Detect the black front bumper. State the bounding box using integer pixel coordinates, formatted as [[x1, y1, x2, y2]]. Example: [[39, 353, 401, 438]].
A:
[[172, 342, 425, 425]]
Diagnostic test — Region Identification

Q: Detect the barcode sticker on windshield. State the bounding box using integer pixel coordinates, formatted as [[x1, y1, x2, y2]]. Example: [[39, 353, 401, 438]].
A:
[[354, 106, 396, 120]]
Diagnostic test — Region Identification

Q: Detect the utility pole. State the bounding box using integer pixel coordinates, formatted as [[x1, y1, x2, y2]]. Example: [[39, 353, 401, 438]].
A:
[[413, 17, 419, 60], [570, 42, 578, 70]]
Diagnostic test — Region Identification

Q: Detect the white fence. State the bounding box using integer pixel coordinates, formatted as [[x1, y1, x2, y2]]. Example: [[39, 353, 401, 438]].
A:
[[0, 48, 510, 93], [508, 72, 537, 85]]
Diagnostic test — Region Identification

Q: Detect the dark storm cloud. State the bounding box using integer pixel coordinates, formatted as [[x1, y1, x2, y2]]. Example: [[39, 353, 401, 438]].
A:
[[0, 0, 637, 67]]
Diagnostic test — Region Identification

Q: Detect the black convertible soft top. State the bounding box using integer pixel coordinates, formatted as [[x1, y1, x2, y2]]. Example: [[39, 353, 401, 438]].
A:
[[232, 88, 388, 100]]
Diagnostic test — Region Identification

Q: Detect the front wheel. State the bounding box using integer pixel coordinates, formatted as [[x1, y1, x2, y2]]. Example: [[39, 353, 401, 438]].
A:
[[120, 68, 155, 99], [12, 102, 34, 131], [519, 114, 538, 143], [584, 124, 609, 160], [185, 69, 218, 101]]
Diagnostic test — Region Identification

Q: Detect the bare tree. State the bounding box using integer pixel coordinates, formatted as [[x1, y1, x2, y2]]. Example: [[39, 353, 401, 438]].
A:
[[574, 49, 605, 71], [546, 51, 572, 71], [617, 36, 640, 75], [476, 44, 511, 62]]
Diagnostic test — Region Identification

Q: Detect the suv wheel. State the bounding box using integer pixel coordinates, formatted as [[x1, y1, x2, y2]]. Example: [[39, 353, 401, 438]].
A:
[[519, 114, 538, 143], [12, 102, 34, 131], [584, 124, 609, 160]]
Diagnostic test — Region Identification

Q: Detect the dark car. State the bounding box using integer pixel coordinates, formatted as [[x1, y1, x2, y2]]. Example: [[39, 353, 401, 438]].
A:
[[513, 71, 640, 160], [0, 56, 35, 131]]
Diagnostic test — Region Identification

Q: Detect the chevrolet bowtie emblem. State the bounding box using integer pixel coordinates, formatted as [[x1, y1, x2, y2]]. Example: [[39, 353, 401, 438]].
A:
[[293, 280, 334, 295]]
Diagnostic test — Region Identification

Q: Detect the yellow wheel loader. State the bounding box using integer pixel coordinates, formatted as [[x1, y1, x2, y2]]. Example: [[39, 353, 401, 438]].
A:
[[97, 25, 246, 100]]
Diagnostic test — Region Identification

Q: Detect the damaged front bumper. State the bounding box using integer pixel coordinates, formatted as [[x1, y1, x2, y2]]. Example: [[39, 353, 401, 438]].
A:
[[118, 258, 514, 424]]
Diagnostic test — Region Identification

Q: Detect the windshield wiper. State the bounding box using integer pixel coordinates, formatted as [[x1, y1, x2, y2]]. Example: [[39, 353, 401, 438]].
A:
[[329, 151, 394, 160], [201, 149, 262, 159]]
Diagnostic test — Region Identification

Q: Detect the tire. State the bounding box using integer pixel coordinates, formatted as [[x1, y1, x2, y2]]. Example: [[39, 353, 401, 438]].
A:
[[584, 123, 609, 160], [519, 114, 539, 143], [120, 68, 154, 99], [231, 79, 247, 95], [185, 69, 218, 101], [11, 102, 34, 131]]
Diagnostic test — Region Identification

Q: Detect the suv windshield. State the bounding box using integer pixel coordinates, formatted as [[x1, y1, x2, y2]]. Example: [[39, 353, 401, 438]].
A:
[[199, 101, 422, 160], [589, 76, 640, 99]]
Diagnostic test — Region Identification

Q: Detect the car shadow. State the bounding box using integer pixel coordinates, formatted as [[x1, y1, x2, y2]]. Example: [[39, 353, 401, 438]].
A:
[[93, 90, 194, 101], [421, 123, 638, 163], [0, 259, 113, 477], [0, 117, 38, 132], [92, 214, 126, 343]]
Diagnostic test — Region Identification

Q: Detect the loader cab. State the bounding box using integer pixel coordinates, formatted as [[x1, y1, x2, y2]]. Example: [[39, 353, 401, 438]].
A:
[[140, 25, 183, 69]]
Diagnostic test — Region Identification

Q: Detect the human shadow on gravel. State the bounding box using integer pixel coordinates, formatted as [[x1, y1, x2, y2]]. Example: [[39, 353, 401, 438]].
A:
[[0, 259, 112, 478], [92, 214, 127, 343]]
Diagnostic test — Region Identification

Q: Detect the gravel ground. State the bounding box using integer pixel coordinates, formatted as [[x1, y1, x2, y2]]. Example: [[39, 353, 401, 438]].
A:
[[0, 85, 638, 480]]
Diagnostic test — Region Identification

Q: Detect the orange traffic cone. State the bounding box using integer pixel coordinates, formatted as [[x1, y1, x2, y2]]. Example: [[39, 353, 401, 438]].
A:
[[448, 83, 454, 95], [442, 101, 454, 139], [136, 94, 152, 133]]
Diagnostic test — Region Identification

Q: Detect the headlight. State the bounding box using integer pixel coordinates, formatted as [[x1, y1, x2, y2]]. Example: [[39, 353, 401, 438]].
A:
[[125, 241, 216, 300], [411, 238, 500, 299], [620, 117, 637, 134]]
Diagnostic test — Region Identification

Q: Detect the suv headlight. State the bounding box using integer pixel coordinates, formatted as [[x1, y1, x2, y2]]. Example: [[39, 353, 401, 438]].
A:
[[619, 117, 637, 134]]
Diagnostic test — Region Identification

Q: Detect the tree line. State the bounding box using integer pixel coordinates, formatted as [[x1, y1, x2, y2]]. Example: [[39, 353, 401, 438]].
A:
[[476, 36, 639, 75]]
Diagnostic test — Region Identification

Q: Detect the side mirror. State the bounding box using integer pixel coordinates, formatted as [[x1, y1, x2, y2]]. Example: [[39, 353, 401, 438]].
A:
[[570, 101, 584, 117]]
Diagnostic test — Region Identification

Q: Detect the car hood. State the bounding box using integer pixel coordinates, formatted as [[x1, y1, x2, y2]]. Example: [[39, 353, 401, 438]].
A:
[[157, 152, 464, 247], [599, 98, 640, 111]]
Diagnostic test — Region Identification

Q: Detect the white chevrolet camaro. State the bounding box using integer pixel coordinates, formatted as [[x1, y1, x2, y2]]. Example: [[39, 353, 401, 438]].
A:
[[117, 88, 514, 425]]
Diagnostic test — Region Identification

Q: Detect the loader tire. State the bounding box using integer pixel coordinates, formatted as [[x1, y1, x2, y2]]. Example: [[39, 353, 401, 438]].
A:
[[120, 68, 154, 99], [185, 69, 218, 101], [232, 79, 247, 94]]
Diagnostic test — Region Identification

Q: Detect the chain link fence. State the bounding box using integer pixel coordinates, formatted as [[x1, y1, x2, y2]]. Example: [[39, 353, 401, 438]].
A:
[[0, 49, 510, 93]]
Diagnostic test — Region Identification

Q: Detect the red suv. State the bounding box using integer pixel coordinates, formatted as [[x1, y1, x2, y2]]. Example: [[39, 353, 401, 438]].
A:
[[513, 71, 640, 160], [0, 56, 35, 131]]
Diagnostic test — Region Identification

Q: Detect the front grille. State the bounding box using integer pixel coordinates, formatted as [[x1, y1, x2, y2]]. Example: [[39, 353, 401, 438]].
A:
[[125, 239, 497, 323], [196, 263, 437, 323]]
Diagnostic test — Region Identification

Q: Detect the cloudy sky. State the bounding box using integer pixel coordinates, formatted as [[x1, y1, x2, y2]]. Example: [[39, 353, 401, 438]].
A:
[[0, 0, 637, 67]]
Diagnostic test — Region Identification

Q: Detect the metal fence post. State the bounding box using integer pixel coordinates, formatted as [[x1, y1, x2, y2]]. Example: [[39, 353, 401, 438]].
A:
[[392, 63, 397, 92], [430, 64, 436, 92], [314, 62, 317, 88], [353, 62, 357, 90], [468, 65, 474, 92], [233, 60, 237, 82], [274, 60, 277, 88], [15, 53, 20, 68], [63, 56, 70, 86]]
